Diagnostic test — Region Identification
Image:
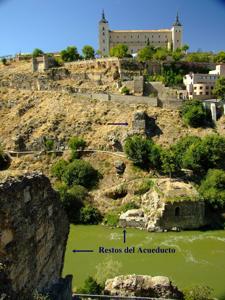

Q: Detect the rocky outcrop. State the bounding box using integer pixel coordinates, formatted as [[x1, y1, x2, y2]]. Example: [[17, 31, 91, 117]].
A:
[[104, 274, 184, 299], [119, 209, 147, 229], [0, 173, 70, 300]]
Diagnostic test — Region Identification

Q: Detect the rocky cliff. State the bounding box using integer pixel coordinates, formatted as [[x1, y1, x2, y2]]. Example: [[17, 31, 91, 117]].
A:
[[105, 274, 184, 299], [0, 172, 70, 299]]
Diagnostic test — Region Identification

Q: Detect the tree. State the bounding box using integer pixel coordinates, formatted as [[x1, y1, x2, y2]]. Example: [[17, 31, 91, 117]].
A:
[[1, 58, 7, 65], [56, 183, 88, 223], [82, 45, 95, 60], [110, 44, 129, 58], [172, 49, 184, 62], [78, 276, 103, 295], [214, 51, 225, 63], [185, 52, 211, 63], [60, 46, 80, 62], [171, 136, 201, 169], [181, 100, 208, 128], [153, 48, 168, 62], [124, 135, 153, 168], [213, 76, 225, 100], [51, 159, 68, 180], [80, 205, 102, 224], [199, 169, 225, 210], [62, 159, 100, 188], [68, 136, 87, 160], [182, 44, 189, 54], [32, 48, 44, 57], [160, 149, 178, 177], [182, 134, 225, 174], [137, 46, 155, 62]]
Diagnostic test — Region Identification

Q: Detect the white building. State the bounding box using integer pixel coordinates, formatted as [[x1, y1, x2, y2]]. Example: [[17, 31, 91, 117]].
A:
[[99, 11, 183, 56]]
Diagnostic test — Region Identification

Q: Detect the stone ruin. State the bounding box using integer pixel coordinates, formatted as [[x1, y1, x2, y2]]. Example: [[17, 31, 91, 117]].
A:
[[0, 173, 71, 300]]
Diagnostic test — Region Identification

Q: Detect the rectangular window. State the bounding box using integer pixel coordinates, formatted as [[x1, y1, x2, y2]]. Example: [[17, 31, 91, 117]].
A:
[[206, 92, 209, 95], [200, 87, 203, 89]]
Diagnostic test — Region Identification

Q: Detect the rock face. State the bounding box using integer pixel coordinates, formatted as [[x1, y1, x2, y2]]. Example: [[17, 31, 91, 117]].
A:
[[114, 160, 126, 175], [105, 275, 184, 299], [120, 209, 147, 229], [0, 173, 70, 299]]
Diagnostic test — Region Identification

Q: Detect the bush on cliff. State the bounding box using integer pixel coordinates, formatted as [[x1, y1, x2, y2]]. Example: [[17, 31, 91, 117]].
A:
[[124, 135, 161, 169], [181, 100, 210, 128], [68, 136, 87, 160], [32, 48, 44, 57], [80, 205, 102, 225], [56, 182, 87, 223], [60, 46, 80, 62], [62, 159, 100, 189], [78, 276, 103, 295], [199, 169, 225, 210], [182, 134, 225, 175], [51, 159, 68, 180], [110, 44, 130, 58], [82, 45, 95, 60]]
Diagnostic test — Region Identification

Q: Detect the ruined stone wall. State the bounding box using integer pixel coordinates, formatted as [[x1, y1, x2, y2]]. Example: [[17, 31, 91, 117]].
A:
[[0, 173, 70, 299], [158, 201, 206, 230]]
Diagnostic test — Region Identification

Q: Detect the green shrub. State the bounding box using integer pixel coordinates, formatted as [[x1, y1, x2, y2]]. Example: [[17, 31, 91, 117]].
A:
[[44, 138, 54, 151], [51, 159, 68, 180], [181, 100, 209, 128], [183, 285, 213, 300], [110, 44, 129, 58], [82, 45, 95, 60], [121, 86, 130, 95], [137, 46, 155, 62], [68, 136, 87, 159], [60, 46, 80, 62], [213, 76, 225, 100], [103, 212, 120, 227], [160, 149, 179, 177], [62, 159, 99, 189], [134, 179, 154, 195], [56, 183, 88, 224], [120, 202, 139, 212], [1, 58, 7, 65], [78, 276, 103, 295], [199, 169, 225, 210], [171, 136, 201, 169], [32, 48, 44, 57], [182, 134, 225, 174], [80, 205, 102, 224]]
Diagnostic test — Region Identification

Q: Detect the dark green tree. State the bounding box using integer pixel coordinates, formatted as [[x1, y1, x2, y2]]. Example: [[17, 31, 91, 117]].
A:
[[160, 149, 178, 177], [182, 134, 225, 174], [78, 276, 103, 294], [137, 46, 155, 62], [181, 100, 208, 127], [213, 76, 225, 100], [80, 205, 102, 224], [68, 136, 87, 160], [110, 44, 129, 58], [60, 46, 80, 62], [51, 159, 68, 180], [32, 48, 44, 57], [62, 159, 99, 188], [214, 51, 225, 63], [82, 45, 95, 60], [199, 169, 225, 210]]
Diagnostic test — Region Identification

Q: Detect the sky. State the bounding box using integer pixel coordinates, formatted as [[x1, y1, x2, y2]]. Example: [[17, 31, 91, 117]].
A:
[[0, 0, 225, 56]]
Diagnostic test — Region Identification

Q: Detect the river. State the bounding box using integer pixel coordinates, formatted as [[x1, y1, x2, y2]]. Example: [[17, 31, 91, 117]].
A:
[[63, 225, 225, 299]]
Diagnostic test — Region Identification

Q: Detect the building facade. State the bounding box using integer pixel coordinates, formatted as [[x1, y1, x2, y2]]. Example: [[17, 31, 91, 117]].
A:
[[99, 11, 183, 56]]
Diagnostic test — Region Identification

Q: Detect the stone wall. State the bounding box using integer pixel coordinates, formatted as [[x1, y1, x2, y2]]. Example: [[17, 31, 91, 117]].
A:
[[0, 173, 70, 299], [158, 201, 206, 230]]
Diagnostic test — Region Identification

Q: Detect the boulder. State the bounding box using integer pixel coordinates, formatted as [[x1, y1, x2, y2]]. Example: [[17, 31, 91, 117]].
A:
[[119, 209, 147, 229], [114, 160, 126, 175], [104, 274, 184, 299]]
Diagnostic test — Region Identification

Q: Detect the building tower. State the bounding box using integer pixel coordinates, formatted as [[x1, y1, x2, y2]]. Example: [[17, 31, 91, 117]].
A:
[[99, 10, 110, 56], [171, 13, 183, 51]]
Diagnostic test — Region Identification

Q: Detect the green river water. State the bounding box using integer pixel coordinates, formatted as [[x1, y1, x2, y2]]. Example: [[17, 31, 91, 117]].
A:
[[63, 225, 225, 299]]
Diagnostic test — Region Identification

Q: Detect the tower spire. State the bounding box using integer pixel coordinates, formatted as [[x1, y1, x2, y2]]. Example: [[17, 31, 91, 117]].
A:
[[100, 9, 108, 23], [173, 12, 182, 26]]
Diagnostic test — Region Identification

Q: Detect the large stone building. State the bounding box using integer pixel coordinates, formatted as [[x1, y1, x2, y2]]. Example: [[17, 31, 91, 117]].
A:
[[99, 11, 183, 56]]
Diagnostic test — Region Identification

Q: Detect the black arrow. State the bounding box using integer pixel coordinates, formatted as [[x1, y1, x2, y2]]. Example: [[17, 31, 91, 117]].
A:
[[123, 229, 127, 243], [107, 122, 129, 126], [72, 250, 94, 253]]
